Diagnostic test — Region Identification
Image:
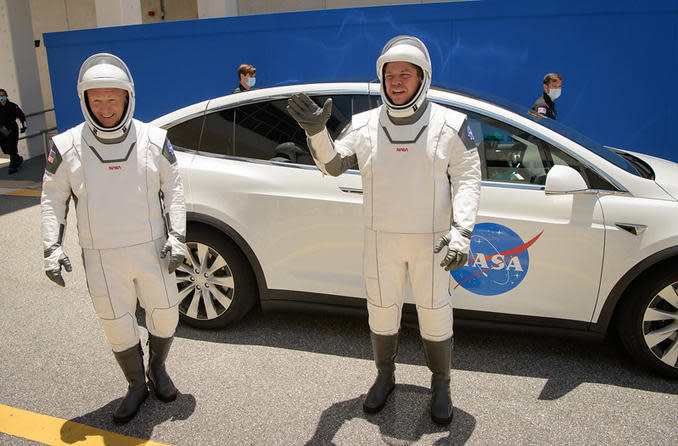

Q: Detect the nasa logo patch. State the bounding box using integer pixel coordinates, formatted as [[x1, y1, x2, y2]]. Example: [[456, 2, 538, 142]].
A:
[[450, 222, 543, 296]]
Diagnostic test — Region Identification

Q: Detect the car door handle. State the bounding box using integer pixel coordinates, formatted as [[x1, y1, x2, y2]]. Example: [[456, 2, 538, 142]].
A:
[[339, 187, 363, 195]]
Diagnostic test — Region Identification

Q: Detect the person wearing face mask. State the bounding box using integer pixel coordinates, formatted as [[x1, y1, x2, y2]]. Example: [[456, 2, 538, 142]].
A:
[[40, 53, 188, 424], [232, 63, 256, 93], [0, 88, 27, 174], [287, 35, 481, 425], [531, 73, 562, 120]]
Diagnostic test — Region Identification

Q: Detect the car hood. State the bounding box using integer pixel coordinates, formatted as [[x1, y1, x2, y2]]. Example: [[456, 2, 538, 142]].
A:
[[631, 151, 678, 200]]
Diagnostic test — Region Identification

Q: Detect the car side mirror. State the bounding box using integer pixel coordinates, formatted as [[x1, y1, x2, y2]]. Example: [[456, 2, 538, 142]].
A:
[[545, 165, 589, 195]]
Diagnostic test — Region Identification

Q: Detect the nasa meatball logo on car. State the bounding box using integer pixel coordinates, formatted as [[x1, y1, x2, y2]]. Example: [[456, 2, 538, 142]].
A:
[[450, 223, 543, 296]]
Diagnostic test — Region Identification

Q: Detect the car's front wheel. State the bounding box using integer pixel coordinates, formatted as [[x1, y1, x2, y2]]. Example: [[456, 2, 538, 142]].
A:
[[616, 265, 678, 379], [175, 226, 258, 328]]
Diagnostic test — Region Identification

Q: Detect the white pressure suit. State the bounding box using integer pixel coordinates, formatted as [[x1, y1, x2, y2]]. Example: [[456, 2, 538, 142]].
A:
[[40, 53, 186, 355], [288, 35, 480, 423]]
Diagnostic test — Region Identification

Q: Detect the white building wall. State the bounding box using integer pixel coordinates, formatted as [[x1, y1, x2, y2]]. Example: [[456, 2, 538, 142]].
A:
[[197, 0, 238, 18], [95, 0, 141, 27]]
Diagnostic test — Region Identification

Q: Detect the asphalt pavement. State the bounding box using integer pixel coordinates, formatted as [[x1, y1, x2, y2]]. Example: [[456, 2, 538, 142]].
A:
[[1, 156, 677, 445]]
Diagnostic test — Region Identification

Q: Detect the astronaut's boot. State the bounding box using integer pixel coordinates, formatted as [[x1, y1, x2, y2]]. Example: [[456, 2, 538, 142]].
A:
[[363, 332, 399, 413], [112, 343, 149, 423], [422, 337, 454, 425], [147, 335, 178, 402]]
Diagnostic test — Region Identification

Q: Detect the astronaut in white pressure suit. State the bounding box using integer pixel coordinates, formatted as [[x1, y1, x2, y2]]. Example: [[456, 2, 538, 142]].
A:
[[287, 36, 481, 425], [40, 53, 187, 424]]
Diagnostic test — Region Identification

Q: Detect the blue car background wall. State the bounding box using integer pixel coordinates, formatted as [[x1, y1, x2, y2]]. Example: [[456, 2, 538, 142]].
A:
[[45, 0, 678, 162]]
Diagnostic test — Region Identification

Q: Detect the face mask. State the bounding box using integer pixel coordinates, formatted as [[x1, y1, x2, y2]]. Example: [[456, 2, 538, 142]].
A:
[[548, 88, 561, 100], [0, 96, 6, 103], [247, 77, 256, 88]]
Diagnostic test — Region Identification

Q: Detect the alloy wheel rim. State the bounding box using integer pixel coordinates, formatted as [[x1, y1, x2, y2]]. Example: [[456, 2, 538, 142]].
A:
[[176, 242, 235, 321], [642, 282, 678, 368]]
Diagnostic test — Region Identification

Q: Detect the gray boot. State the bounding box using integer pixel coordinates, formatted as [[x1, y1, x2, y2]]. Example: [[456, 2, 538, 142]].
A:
[[112, 343, 149, 423], [363, 332, 399, 414], [422, 337, 454, 425], [147, 335, 178, 402]]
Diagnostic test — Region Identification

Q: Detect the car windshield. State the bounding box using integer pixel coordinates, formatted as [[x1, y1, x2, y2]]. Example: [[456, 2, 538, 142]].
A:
[[433, 84, 640, 176]]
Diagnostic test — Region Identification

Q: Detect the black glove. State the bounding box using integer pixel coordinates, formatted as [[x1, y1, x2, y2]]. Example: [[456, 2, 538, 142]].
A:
[[286, 93, 332, 136], [45, 251, 72, 287], [433, 232, 469, 271], [160, 235, 186, 274]]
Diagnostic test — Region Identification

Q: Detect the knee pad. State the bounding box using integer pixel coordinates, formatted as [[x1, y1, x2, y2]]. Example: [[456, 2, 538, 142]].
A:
[[148, 305, 178, 338], [417, 304, 453, 342], [99, 313, 138, 352], [367, 302, 401, 336]]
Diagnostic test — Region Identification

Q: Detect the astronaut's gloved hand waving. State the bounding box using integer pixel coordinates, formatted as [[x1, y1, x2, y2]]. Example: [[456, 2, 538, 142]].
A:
[[160, 234, 188, 274], [44, 246, 72, 287], [434, 225, 472, 271], [286, 93, 332, 136]]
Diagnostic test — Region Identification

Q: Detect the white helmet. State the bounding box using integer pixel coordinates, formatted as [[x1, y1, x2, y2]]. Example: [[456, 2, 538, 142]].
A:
[[376, 35, 432, 118], [77, 53, 135, 141]]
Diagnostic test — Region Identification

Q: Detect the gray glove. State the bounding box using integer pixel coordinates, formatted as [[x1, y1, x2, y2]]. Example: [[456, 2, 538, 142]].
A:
[[434, 231, 469, 271], [44, 247, 72, 287], [287, 93, 332, 136], [160, 234, 187, 274]]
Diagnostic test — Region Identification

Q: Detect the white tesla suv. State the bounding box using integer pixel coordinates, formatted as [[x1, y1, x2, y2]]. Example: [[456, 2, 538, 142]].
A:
[[151, 82, 678, 379]]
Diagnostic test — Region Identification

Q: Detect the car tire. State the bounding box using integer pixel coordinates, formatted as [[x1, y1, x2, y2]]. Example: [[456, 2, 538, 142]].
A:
[[175, 226, 258, 329], [616, 265, 678, 379]]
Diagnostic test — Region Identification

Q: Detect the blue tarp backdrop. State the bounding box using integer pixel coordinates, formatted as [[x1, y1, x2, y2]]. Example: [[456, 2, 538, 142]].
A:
[[44, 0, 678, 161]]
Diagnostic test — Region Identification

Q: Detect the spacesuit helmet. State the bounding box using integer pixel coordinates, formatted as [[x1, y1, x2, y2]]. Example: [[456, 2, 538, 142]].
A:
[[376, 35, 432, 118], [77, 53, 135, 141]]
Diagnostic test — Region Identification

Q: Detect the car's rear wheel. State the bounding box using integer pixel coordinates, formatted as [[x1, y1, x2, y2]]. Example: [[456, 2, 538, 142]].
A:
[[175, 226, 258, 328], [616, 265, 678, 379]]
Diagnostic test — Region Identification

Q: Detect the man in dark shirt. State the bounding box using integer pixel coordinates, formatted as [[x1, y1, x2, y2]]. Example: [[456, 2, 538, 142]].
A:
[[232, 64, 256, 93], [531, 73, 562, 120], [0, 88, 27, 174]]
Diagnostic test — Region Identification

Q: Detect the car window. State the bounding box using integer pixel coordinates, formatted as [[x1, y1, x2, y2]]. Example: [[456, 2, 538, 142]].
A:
[[201, 108, 235, 156], [230, 99, 308, 162], [166, 115, 204, 151], [443, 105, 616, 190], [195, 94, 373, 166]]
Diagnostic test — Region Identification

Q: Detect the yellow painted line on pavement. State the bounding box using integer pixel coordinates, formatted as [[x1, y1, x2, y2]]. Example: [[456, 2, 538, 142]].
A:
[[0, 403, 172, 446], [3, 188, 42, 197]]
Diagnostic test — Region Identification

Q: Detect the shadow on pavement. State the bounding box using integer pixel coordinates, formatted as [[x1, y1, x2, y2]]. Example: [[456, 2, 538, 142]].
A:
[[0, 154, 45, 216], [59, 392, 196, 445], [173, 308, 678, 400], [0, 154, 45, 182], [305, 384, 474, 445]]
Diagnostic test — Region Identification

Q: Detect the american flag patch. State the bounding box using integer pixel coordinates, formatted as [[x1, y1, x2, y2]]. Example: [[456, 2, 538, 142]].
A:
[[47, 149, 54, 163], [167, 140, 174, 154], [466, 125, 475, 142]]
